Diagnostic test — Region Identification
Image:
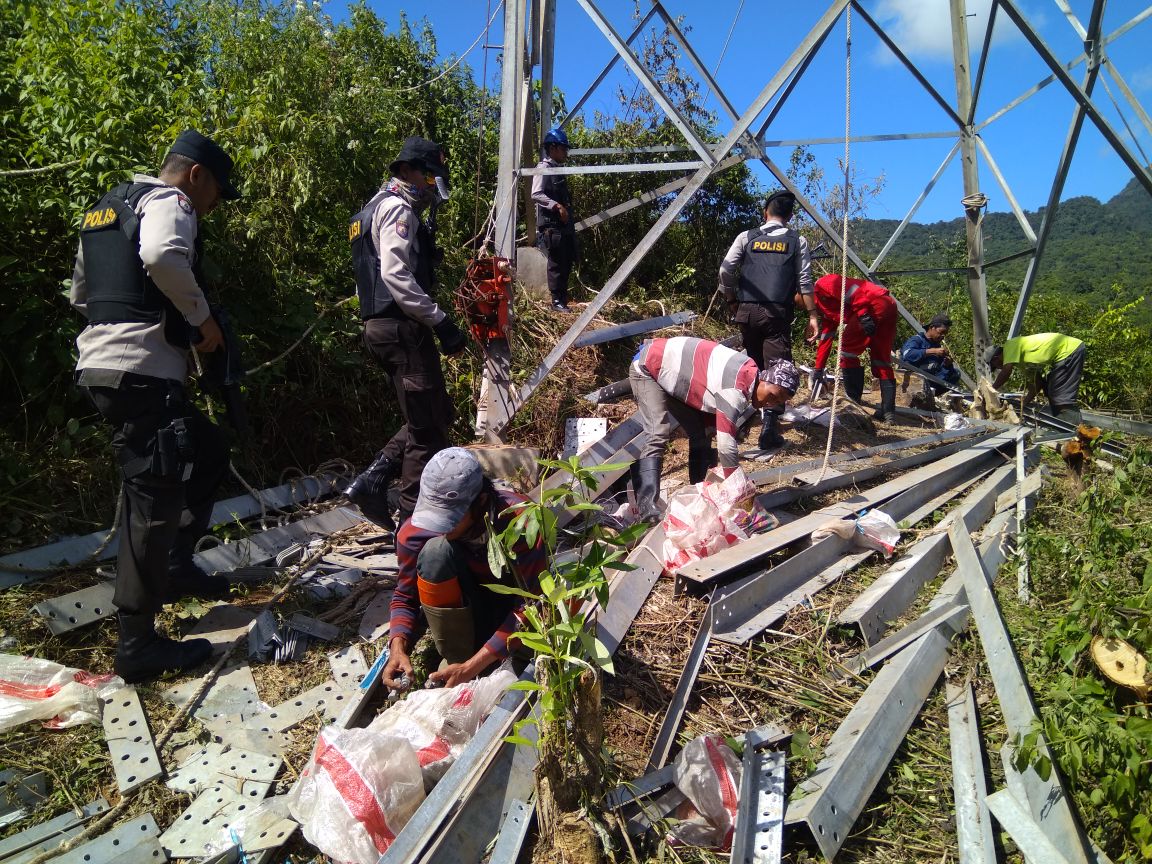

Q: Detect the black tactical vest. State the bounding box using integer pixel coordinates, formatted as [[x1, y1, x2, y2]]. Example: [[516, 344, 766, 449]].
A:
[[736, 227, 799, 305], [350, 190, 435, 321], [79, 182, 197, 347], [535, 160, 573, 232]]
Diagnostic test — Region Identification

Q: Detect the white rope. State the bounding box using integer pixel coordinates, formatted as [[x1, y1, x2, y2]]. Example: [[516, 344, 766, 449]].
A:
[[381, 2, 503, 95], [816, 4, 853, 482]]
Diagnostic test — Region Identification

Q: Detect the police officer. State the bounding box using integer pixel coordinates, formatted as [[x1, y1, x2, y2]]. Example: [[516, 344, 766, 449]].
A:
[[531, 128, 576, 312], [719, 190, 817, 450], [71, 129, 239, 683], [344, 137, 468, 531]]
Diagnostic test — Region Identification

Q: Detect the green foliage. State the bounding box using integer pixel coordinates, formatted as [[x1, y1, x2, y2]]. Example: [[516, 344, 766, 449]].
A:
[[489, 457, 646, 749], [1014, 446, 1152, 860]]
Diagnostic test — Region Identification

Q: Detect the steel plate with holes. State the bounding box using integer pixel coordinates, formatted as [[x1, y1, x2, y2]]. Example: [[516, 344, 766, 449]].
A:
[[159, 784, 264, 857], [260, 680, 347, 732], [101, 686, 161, 793], [328, 645, 368, 689], [167, 745, 281, 800], [166, 743, 227, 793], [33, 581, 116, 634], [357, 589, 392, 642], [205, 716, 288, 758], [164, 661, 263, 723], [0, 769, 47, 828], [183, 605, 261, 655], [53, 814, 161, 864], [0, 798, 108, 860]]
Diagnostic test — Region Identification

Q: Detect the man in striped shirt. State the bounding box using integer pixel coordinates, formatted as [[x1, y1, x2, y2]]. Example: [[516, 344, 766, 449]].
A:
[[629, 337, 799, 521], [382, 448, 546, 690]]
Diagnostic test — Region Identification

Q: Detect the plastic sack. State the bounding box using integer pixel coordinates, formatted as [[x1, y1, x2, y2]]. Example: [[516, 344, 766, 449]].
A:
[[0, 654, 124, 732], [666, 734, 742, 850], [855, 510, 901, 557], [288, 726, 425, 864], [943, 412, 970, 430], [368, 667, 515, 788], [662, 468, 774, 573]]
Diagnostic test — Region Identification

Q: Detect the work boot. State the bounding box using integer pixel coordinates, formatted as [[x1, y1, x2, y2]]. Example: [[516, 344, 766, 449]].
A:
[[113, 613, 213, 684], [423, 605, 476, 667], [164, 554, 230, 603], [873, 379, 898, 421], [634, 456, 664, 524], [843, 367, 866, 403], [345, 451, 400, 531], [1053, 405, 1082, 425], [757, 410, 786, 451]]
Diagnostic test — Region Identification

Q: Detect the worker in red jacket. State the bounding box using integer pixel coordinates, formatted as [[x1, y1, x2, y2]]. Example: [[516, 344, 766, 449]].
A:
[[811, 274, 899, 420]]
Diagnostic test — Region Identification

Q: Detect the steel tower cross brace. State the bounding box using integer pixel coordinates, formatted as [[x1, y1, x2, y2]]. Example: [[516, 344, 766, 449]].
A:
[[484, 0, 1152, 433]]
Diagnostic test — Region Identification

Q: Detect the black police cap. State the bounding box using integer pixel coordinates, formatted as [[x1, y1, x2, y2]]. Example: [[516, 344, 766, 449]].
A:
[[389, 137, 448, 178], [168, 129, 242, 200], [764, 188, 796, 210]]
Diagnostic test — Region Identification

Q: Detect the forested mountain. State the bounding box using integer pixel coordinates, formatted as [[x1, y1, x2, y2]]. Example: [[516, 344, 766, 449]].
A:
[[852, 177, 1152, 301]]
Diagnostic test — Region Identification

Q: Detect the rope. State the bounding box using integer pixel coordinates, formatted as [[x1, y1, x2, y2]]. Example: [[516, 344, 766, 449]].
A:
[[244, 296, 355, 377], [381, 2, 503, 95], [472, 0, 496, 244], [0, 159, 82, 178], [1099, 67, 1152, 165], [816, 4, 853, 482], [0, 490, 122, 575], [702, 0, 745, 106]]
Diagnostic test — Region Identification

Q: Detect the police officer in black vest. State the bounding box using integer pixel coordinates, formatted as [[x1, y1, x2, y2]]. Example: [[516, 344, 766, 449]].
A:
[[70, 129, 240, 683], [719, 190, 817, 450], [531, 128, 577, 312], [344, 137, 468, 531]]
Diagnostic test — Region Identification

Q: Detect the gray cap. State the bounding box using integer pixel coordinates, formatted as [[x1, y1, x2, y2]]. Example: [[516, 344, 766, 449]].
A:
[[411, 448, 485, 533], [758, 358, 800, 395]]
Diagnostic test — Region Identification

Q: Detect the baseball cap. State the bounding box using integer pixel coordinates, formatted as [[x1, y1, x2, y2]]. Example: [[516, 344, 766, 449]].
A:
[[758, 358, 800, 395], [168, 129, 242, 200], [411, 448, 485, 533], [390, 136, 449, 178]]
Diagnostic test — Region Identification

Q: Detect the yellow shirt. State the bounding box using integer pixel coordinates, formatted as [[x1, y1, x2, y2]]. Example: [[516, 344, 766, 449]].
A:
[[1001, 333, 1083, 368]]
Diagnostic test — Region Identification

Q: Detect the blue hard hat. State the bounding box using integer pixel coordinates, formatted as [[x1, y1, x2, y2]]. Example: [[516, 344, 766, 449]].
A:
[[543, 128, 569, 149]]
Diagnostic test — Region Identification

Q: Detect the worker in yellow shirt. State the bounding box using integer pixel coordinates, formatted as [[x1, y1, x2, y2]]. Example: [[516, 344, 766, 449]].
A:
[[985, 333, 1086, 422]]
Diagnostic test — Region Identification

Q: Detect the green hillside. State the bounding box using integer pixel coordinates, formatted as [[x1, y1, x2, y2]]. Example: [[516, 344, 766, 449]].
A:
[[852, 177, 1152, 304]]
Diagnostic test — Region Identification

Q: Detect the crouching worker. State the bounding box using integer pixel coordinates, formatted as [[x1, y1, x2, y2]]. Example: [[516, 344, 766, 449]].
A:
[[382, 448, 546, 690], [901, 314, 961, 393], [628, 337, 799, 522], [986, 333, 1086, 423]]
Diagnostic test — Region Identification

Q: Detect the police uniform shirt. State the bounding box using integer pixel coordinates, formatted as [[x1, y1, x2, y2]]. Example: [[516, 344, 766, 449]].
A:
[[369, 188, 447, 328], [719, 218, 813, 303], [71, 174, 211, 383]]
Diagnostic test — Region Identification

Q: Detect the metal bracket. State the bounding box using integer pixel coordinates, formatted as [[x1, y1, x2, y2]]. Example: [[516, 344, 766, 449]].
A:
[[731, 747, 786, 864], [102, 685, 162, 793], [33, 581, 116, 634]]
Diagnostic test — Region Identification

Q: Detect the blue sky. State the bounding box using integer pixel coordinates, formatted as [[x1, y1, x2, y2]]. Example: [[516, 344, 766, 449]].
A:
[[349, 1, 1152, 227]]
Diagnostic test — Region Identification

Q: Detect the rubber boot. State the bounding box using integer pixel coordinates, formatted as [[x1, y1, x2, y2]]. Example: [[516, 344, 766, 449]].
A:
[[635, 456, 664, 523], [757, 409, 785, 451], [345, 451, 400, 531], [687, 445, 711, 484], [113, 613, 213, 684], [873, 379, 898, 421], [423, 605, 476, 667], [843, 367, 866, 403]]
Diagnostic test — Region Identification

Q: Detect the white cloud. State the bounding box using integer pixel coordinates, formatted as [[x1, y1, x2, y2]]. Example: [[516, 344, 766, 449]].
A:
[[871, 0, 1021, 63], [1130, 67, 1152, 93]]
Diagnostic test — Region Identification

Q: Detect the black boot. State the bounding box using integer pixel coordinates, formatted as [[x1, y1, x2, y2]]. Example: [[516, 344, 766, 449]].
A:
[[114, 613, 213, 684], [345, 451, 400, 531], [757, 410, 786, 451], [843, 367, 866, 403], [164, 554, 230, 603], [635, 457, 664, 523], [874, 379, 898, 421], [687, 446, 711, 484]]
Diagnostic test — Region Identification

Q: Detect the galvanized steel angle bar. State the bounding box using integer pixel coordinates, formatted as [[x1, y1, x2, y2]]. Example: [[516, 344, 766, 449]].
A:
[[986, 789, 1077, 864], [842, 602, 971, 675], [1080, 409, 1152, 438], [376, 674, 532, 864], [0, 798, 109, 860], [101, 685, 162, 793], [946, 682, 996, 864], [595, 522, 665, 657], [646, 602, 714, 772], [33, 580, 116, 634], [485, 798, 534, 864], [0, 770, 47, 828], [572, 310, 695, 348], [869, 141, 961, 272], [356, 588, 393, 642], [950, 520, 1093, 862], [193, 507, 362, 573], [785, 629, 952, 861], [731, 747, 785, 864], [51, 814, 162, 864]]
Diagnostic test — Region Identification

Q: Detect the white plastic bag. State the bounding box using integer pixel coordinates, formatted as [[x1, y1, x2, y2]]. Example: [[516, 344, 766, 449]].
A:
[[0, 654, 124, 732], [943, 412, 970, 430], [855, 510, 901, 557], [289, 726, 425, 864], [667, 734, 742, 850], [368, 668, 515, 788], [661, 468, 773, 573]]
